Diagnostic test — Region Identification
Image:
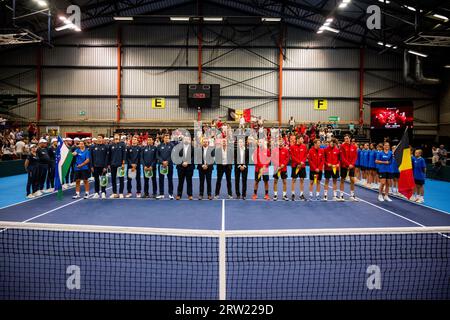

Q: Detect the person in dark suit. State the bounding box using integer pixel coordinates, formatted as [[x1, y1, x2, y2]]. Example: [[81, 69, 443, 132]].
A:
[[156, 134, 175, 200], [175, 136, 194, 200], [197, 138, 215, 200], [235, 137, 249, 200], [214, 139, 233, 199]]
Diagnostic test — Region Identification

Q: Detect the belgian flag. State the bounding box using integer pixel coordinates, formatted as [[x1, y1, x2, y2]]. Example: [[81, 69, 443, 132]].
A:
[[394, 128, 415, 199]]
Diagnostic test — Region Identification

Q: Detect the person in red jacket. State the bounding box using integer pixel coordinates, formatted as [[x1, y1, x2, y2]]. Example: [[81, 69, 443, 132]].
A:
[[271, 137, 290, 201], [252, 138, 271, 200], [290, 135, 308, 201], [308, 139, 324, 200], [339, 134, 358, 201], [324, 138, 340, 201]]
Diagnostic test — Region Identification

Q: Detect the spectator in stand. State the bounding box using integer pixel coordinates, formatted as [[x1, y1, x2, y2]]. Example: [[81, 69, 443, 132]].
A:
[[288, 116, 295, 133], [27, 122, 37, 140], [438, 145, 447, 166], [15, 138, 26, 159]]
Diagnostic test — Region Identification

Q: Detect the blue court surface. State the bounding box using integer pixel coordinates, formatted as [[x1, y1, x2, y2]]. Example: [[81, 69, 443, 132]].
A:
[[1, 171, 449, 300]]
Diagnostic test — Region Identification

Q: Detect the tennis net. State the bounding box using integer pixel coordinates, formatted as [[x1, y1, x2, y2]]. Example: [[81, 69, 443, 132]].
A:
[[0, 221, 449, 300]]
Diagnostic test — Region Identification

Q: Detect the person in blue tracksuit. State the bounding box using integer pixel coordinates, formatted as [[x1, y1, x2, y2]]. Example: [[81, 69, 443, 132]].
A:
[[355, 144, 361, 181], [24, 144, 40, 198], [90, 134, 109, 199], [390, 145, 400, 195], [126, 136, 142, 198], [368, 143, 377, 187], [375, 141, 393, 202], [108, 134, 126, 198], [141, 136, 158, 198], [360, 143, 370, 183], [156, 133, 175, 200], [412, 149, 426, 203]]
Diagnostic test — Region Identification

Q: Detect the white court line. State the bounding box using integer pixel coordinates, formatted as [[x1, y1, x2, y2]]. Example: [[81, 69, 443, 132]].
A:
[[0, 184, 77, 210], [351, 181, 450, 215], [320, 182, 427, 228], [20, 186, 113, 223]]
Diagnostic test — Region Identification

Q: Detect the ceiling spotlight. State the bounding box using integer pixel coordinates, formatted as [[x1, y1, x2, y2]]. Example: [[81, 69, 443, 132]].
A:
[[432, 14, 449, 22], [113, 17, 134, 21], [170, 17, 190, 21], [203, 17, 223, 21], [262, 17, 281, 22], [408, 50, 428, 58]]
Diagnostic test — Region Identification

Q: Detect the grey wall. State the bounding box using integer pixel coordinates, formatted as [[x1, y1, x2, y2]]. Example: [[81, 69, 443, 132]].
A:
[[0, 2, 439, 129]]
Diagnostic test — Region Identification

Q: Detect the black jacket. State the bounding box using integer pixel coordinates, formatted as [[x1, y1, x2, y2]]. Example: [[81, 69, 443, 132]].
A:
[[126, 145, 141, 166], [108, 143, 126, 167], [37, 147, 51, 165], [90, 144, 109, 168], [157, 142, 174, 165], [141, 145, 158, 167]]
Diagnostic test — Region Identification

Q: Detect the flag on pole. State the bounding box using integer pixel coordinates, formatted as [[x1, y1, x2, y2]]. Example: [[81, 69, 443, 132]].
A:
[[54, 136, 73, 200], [393, 128, 415, 199]]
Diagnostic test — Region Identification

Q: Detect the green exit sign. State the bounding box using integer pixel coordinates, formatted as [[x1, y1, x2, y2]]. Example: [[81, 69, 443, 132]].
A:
[[328, 116, 340, 121], [79, 111, 86, 116]]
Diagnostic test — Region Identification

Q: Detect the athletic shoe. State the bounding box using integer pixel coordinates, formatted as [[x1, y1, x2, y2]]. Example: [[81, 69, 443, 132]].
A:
[[410, 196, 417, 202], [228, 195, 233, 200], [143, 193, 149, 198], [332, 196, 338, 201], [26, 194, 35, 199], [136, 193, 141, 198], [70, 182, 76, 187], [119, 194, 124, 199], [169, 195, 174, 200], [156, 195, 164, 199], [338, 196, 345, 202], [378, 195, 385, 202], [72, 194, 81, 199], [384, 195, 392, 202], [252, 194, 257, 200], [101, 192, 106, 199], [42, 189, 51, 194], [416, 197, 424, 204], [62, 184, 68, 189], [283, 195, 289, 201], [109, 193, 117, 199], [125, 193, 132, 198], [214, 195, 220, 200], [92, 193, 100, 199], [264, 194, 270, 201], [242, 196, 246, 200], [198, 196, 203, 200], [299, 194, 307, 201], [84, 193, 90, 199], [349, 196, 358, 202], [323, 195, 328, 201], [291, 194, 296, 201], [34, 191, 43, 196], [273, 195, 278, 201]]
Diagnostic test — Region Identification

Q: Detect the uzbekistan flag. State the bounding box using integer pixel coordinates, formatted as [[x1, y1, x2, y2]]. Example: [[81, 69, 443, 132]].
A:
[[54, 136, 73, 199], [393, 128, 415, 199]]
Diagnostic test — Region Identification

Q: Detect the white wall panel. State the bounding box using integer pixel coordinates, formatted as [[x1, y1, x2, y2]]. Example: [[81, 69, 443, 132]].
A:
[[44, 47, 116, 66], [41, 98, 116, 120], [42, 69, 116, 95], [283, 70, 359, 97]]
